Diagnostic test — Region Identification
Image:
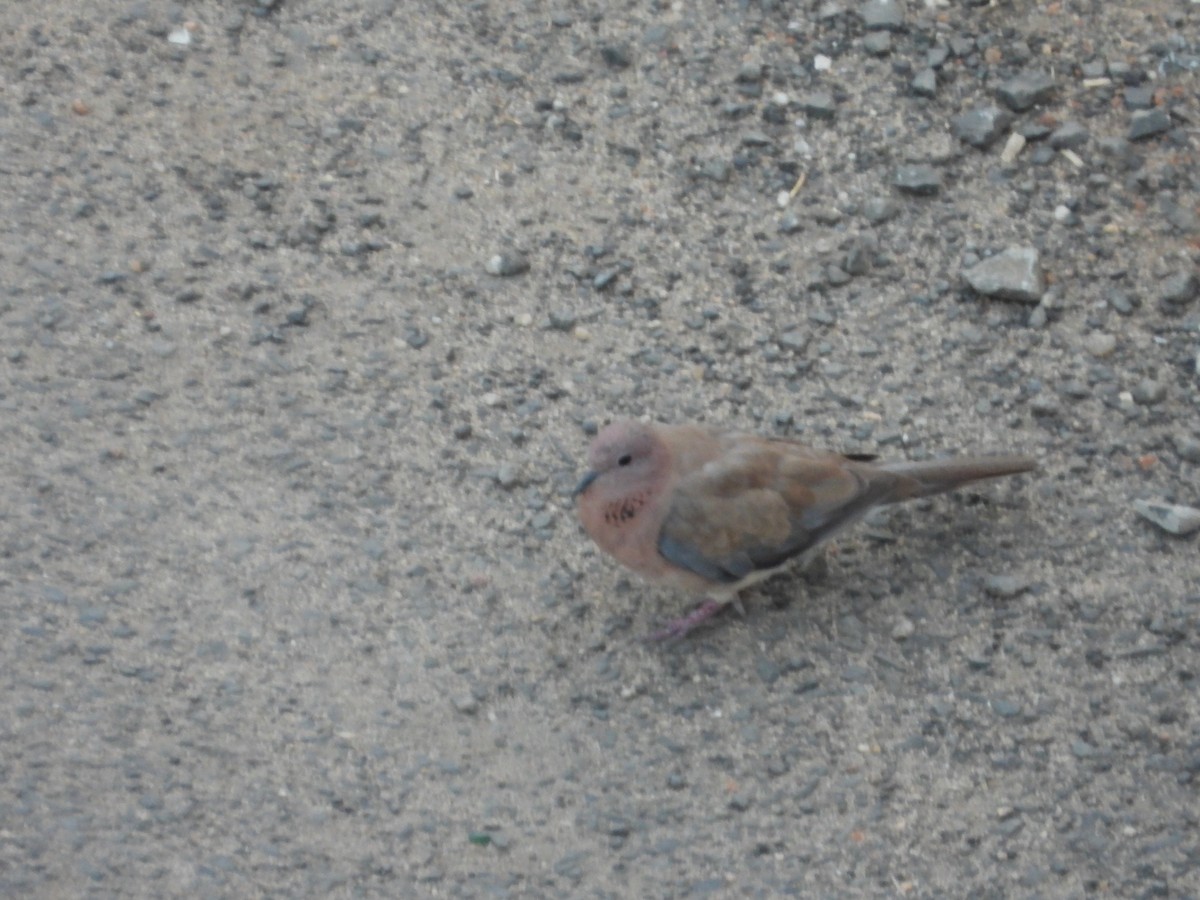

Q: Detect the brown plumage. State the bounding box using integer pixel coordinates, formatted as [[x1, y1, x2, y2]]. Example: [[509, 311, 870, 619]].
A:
[[575, 420, 1036, 639]]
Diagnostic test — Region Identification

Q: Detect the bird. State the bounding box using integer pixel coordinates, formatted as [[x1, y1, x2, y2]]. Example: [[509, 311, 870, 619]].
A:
[[574, 419, 1036, 640]]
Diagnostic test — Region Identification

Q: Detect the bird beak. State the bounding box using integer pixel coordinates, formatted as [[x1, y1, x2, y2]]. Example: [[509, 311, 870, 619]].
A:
[[573, 470, 598, 497]]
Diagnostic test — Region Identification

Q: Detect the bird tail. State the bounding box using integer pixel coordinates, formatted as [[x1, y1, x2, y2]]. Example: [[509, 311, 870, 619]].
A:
[[878, 455, 1036, 501]]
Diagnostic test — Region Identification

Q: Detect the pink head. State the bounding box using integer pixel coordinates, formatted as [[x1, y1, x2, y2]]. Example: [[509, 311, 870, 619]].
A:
[[574, 420, 667, 500]]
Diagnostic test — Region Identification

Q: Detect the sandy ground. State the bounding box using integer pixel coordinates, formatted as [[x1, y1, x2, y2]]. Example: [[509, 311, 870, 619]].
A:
[[2, 0, 1199, 896]]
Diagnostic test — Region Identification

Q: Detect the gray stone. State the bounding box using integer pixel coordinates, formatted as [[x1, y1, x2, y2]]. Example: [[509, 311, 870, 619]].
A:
[[863, 31, 892, 55], [1128, 107, 1171, 140], [800, 92, 837, 120], [1049, 122, 1089, 149], [548, 309, 577, 331], [911, 68, 937, 97], [843, 239, 873, 276], [600, 43, 632, 70], [1084, 333, 1117, 357], [952, 106, 1014, 149], [735, 62, 763, 83], [699, 159, 731, 182], [1107, 289, 1136, 315], [862, 196, 899, 224], [984, 574, 1031, 599], [1160, 271, 1197, 307], [894, 164, 941, 195], [1134, 499, 1200, 536], [996, 71, 1056, 111], [1123, 86, 1155, 109], [592, 268, 620, 291], [779, 330, 808, 352], [485, 252, 530, 276], [991, 698, 1023, 718], [964, 247, 1044, 303], [1131, 378, 1166, 406], [778, 211, 804, 234], [1173, 435, 1200, 464], [860, 0, 905, 31]]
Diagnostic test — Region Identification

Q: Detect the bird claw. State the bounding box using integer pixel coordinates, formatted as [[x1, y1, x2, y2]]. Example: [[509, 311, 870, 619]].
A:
[[642, 599, 729, 642]]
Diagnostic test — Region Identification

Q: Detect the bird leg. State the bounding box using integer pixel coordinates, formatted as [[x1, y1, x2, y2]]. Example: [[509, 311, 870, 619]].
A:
[[644, 598, 730, 642]]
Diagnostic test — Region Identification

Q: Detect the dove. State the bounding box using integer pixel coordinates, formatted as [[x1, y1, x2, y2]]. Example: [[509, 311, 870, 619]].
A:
[[574, 420, 1036, 640]]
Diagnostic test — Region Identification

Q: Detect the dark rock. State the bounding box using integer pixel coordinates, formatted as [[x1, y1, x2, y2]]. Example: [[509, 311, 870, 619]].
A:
[[862, 197, 899, 224], [964, 247, 1043, 302], [952, 106, 1014, 149], [911, 68, 937, 97], [1123, 85, 1155, 109], [863, 32, 892, 55], [1128, 107, 1171, 140], [1160, 271, 1197, 307], [600, 44, 632, 70], [860, 0, 905, 31], [894, 164, 941, 195], [996, 71, 1056, 111], [800, 92, 837, 120], [1049, 122, 1089, 149]]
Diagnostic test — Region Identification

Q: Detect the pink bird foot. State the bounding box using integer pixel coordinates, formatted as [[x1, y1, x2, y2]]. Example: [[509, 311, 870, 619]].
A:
[[643, 599, 729, 642]]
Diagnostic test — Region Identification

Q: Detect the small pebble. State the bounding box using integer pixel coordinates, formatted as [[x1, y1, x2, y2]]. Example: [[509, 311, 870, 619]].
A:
[[1128, 108, 1171, 141], [952, 106, 1013, 149], [996, 70, 1056, 111], [860, 0, 905, 31], [891, 616, 915, 641], [485, 253, 531, 277], [999, 132, 1026, 165], [1049, 122, 1089, 149], [964, 247, 1044, 303], [984, 575, 1030, 599], [453, 695, 480, 715], [1084, 333, 1117, 358], [910, 68, 937, 97], [1131, 378, 1165, 406], [1133, 499, 1200, 536], [1160, 271, 1197, 308], [894, 164, 941, 195], [800, 92, 837, 120], [1173, 435, 1200, 464]]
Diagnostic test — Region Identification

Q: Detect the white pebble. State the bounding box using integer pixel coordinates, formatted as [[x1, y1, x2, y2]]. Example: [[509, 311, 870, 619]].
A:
[[891, 616, 915, 641], [1084, 332, 1117, 357], [999, 132, 1025, 165]]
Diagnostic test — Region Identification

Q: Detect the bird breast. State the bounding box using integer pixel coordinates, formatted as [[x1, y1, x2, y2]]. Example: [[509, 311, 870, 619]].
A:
[[603, 490, 648, 527]]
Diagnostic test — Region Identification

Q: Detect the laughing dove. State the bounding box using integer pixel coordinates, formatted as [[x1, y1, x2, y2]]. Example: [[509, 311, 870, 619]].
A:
[[575, 420, 1036, 640]]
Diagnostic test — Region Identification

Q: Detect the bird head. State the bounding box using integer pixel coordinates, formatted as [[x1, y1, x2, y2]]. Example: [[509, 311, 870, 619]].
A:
[[574, 420, 664, 498]]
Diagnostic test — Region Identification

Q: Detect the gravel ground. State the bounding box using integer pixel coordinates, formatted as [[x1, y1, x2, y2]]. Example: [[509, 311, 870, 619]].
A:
[[2, 0, 1199, 897]]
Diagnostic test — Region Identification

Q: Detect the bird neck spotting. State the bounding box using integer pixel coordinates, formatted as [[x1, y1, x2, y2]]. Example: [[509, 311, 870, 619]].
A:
[[575, 419, 1036, 641]]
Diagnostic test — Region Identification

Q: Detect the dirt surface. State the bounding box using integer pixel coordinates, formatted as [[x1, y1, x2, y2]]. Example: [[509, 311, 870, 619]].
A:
[[2, 0, 1199, 896]]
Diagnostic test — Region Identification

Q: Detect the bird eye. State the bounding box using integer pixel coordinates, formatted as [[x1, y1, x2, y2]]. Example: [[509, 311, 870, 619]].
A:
[[618, 454, 632, 467]]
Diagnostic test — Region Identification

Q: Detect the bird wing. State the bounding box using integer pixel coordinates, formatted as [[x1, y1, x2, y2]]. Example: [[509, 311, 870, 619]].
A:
[[657, 438, 900, 584]]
